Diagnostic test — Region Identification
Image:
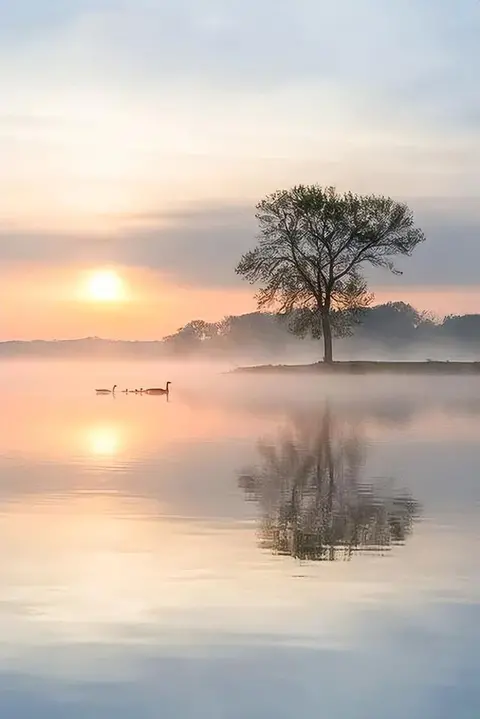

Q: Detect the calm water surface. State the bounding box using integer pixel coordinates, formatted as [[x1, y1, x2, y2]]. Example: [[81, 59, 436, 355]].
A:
[[0, 362, 479, 718]]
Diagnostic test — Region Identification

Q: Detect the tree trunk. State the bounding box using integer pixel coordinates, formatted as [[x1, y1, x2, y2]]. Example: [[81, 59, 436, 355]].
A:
[[321, 310, 333, 364]]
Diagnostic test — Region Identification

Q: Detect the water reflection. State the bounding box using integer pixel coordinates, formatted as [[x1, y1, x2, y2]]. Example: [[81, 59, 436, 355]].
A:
[[239, 404, 419, 561], [0, 364, 479, 719], [86, 425, 123, 456]]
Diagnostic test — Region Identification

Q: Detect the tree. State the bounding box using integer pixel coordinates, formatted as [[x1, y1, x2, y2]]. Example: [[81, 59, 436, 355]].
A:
[[217, 312, 289, 356], [441, 314, 480, 344], [235, 185, 426, 362], [358, 302, 425, 345], [163, 319, 219, 355]]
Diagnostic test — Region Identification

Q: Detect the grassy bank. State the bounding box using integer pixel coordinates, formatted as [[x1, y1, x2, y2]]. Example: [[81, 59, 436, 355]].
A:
[[232, 360, 480, 375]]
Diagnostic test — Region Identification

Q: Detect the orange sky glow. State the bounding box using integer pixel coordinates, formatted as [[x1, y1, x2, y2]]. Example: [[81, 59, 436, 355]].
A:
[[0, 264, 256, 340], [0, 263, 479, 340]]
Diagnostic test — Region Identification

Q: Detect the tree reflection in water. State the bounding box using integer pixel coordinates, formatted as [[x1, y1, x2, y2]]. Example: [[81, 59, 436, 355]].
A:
[[238, 405, 419, 561]]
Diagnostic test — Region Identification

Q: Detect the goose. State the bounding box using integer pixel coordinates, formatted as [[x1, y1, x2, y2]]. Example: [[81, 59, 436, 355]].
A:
[[95, 384, 117, 395], [144, 382, 171, 395]]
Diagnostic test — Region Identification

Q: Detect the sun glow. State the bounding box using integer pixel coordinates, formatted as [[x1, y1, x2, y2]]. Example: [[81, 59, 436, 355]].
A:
[[85, 270, 125, 303], [87, 425, 122, 456]]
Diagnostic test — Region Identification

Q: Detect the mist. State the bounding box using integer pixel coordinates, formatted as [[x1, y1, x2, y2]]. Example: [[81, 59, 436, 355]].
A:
[[1, 302, 479, 367]]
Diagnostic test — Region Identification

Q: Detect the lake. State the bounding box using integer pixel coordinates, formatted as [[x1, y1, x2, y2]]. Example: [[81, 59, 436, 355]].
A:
[[0, 361, 479, 718]]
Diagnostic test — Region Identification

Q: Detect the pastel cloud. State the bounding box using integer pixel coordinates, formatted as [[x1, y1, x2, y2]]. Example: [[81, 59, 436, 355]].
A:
[[0, 199, 479, 288]]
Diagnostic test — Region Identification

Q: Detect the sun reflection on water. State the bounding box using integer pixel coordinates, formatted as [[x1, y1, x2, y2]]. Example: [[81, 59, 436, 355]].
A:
[[87, 425, 123, 457]]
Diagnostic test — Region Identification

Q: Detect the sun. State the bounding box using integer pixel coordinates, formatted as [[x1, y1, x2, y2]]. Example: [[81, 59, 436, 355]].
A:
[[86, 270, 125, 302]]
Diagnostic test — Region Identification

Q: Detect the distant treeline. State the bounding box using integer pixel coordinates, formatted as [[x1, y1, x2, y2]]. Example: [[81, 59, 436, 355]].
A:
[[2, 303, 480, 360]]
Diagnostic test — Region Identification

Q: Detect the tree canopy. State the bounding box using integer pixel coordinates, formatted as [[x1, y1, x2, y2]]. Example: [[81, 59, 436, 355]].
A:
[[236, 185, 426, 362]]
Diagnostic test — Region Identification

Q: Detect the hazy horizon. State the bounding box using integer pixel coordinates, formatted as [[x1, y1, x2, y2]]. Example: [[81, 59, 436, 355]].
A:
[[1, 300, 480, 343]]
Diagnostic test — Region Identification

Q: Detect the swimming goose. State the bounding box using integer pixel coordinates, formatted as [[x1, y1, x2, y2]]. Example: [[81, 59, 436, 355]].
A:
[[95, 384, 117, 395], [144, 382, 171, 395]]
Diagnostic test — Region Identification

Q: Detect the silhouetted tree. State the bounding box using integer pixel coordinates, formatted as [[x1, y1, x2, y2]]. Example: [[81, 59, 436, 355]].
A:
[[441, 314, 480, 344], [238, 406, 419, 561], [217, 313, 289, 356], [163, 319, 219, 354], [356, 302, 432, 346], [236, 185, 426, 363], [158, 305, 480, 359]]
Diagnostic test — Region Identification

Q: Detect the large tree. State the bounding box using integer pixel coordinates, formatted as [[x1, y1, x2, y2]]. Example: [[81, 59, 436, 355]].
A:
[[236, 185, 426, 362]]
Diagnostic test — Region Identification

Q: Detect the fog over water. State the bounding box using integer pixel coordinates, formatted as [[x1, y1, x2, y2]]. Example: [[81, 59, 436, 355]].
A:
[[0, 360, 478, 718]]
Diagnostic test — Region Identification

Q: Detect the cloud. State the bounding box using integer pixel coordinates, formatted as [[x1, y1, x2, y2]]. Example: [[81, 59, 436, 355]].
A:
[[369, 196, 480, 287], [117, 204, 255, 285], [0, 203, 255, 287], [0, 230, 111, 265], [1, 196, 479, 290], [2, 0, 479, 133], [120, 198, 480, 288]]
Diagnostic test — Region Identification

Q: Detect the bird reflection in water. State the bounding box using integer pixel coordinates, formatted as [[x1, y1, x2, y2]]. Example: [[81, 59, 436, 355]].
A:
[[238, 404, 419, 561]]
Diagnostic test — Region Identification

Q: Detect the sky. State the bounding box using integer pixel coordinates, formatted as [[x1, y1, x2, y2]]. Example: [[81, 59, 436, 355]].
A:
[[0, 0, 479, 339]]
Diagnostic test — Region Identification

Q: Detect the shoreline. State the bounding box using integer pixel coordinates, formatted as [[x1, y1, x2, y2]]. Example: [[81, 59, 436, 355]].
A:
[[231, 360, 480, 375]]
